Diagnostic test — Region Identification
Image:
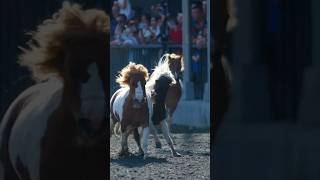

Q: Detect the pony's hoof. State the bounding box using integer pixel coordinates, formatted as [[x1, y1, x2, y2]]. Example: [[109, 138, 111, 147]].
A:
[[118, 150, 130, 157], [155, 142, 162, 149], [143, 153, 149, 159], [172, 152, 182, 157], [137, 149, 144, 156]]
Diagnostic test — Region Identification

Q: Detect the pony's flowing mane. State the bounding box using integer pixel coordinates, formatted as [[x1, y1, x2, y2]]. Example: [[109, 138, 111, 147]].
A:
[[116, 62, 149, 88], [146, 53, 180, 92], [18, 2, 110, 82], [159, 53, 184, 72]]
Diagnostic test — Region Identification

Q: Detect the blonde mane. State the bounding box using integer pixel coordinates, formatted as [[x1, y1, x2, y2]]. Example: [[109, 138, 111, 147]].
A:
[[18, 2, 110, 82], [116, 62, 149, 88], [146, 53, 182, 92]]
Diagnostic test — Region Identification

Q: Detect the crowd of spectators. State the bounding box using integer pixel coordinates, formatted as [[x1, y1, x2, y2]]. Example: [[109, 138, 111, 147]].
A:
[[110, 0, 207, 46]]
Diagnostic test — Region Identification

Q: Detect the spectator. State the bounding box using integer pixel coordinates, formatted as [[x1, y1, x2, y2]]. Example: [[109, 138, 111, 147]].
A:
[[191, 34, 206, 99], [122, 20, 139, 46], [149, 16, 161, 43], [138, 14, 153, 44], [168, 16, 182, 44], [202, 0, 207, 16], [111, 4, 120, 37], [138, 13, 150, 30], [177, 12, 183, 27], [111, 14, 127, 45], [116, 0, 133, 20], [191, 1, 207, 44]]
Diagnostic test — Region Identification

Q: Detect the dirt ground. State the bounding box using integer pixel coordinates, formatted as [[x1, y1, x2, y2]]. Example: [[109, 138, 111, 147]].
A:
[[110, 127, 210, 180]]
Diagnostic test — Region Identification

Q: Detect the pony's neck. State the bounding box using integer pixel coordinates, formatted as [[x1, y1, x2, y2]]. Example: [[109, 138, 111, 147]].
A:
[[60, 80, 81, 119]]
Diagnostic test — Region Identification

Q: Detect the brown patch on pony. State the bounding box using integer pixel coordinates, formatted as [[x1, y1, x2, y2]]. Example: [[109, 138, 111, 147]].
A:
[[18, 2, 110, 82], [165, 82, 182, 116], [122, 98, 149, 131], [116, 62, 149, 88], [39, 109, 107, 180]]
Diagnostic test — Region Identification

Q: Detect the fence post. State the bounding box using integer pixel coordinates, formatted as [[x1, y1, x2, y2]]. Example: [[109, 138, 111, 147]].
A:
[[182, 0, 194, 100], [203, 0, 211, 102]]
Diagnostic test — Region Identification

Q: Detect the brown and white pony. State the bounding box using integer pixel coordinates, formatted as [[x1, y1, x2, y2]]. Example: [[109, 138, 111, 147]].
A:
[[110, 62, 151, 159], [145, 53, 182, 157], [0, 3, 108, 180], [163, 53, 184, 130]]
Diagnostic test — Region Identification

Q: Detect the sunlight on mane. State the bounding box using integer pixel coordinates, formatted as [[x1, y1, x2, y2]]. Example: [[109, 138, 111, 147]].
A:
[[116, 62, 149, 88], [146, 54, 177, 92], [18, 2, 109, 82]]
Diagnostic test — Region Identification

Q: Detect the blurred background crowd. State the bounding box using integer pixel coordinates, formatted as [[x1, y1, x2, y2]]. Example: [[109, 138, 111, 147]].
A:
[[110, 0, 207, 47]]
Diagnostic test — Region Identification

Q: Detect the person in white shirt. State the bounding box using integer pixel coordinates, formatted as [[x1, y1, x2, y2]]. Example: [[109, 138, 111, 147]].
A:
[[116, 0, 132, 20]]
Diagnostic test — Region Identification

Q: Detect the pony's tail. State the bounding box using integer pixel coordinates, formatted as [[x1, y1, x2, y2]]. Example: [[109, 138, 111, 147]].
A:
[[113, 122, 121, 137]]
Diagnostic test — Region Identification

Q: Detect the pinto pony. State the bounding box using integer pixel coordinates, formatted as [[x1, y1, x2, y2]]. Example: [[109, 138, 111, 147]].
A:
[[0, 3, 108, 180], [144, 53, 182, 157], [163, 54, 184, 129], [110, 62, 151, 159]]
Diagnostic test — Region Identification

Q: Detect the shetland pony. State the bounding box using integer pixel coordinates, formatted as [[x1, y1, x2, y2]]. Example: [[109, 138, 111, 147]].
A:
[[0, 3, 108, 180], [163, 53, 184, 130], [110, 62, 151, 159], [144, 53, 182, 157]]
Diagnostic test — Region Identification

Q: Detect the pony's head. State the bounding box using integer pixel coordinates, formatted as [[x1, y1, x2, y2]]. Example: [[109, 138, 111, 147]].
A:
[[18, 2, 109, 145], [159, 53, 184, 80], [116, 62, 149, 106]]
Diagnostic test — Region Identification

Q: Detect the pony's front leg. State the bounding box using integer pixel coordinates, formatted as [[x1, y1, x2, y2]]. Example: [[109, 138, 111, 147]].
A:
[[133, 128, 143, 155], [161, 120, 181, 157], [110, 117, 114, 138], [142, 126, 149, 159], [149, 121, 162, 148], [119, 128, 130, 157]]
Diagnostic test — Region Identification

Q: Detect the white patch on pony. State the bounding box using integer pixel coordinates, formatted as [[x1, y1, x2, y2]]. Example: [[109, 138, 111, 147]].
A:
[[146, 54, 176, 93], [80, 63, 105, 125], [112, 88, 130, 122], [9, 77, 63, 180], [135, 81, 144, 102]]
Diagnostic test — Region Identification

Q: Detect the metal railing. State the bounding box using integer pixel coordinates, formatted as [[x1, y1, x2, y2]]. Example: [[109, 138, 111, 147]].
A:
[[110, 44, 208, 96]]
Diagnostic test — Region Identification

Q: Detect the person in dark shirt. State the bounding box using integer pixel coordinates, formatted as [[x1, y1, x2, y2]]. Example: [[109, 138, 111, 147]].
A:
[[191, 1, 206, 44], [191, 33, 206, 99]]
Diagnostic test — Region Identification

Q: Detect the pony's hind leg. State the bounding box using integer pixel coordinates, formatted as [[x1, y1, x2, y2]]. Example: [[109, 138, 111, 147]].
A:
[[161, 120, 181, 157], [149, 121, 162, 148], [166, 109, 173, 129], [133, 128, 143, 155], [166, 109, 175, 144]]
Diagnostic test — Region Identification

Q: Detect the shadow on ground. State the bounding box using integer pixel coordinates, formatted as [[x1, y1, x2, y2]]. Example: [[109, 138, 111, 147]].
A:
[[111, 154, 169, 168]]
